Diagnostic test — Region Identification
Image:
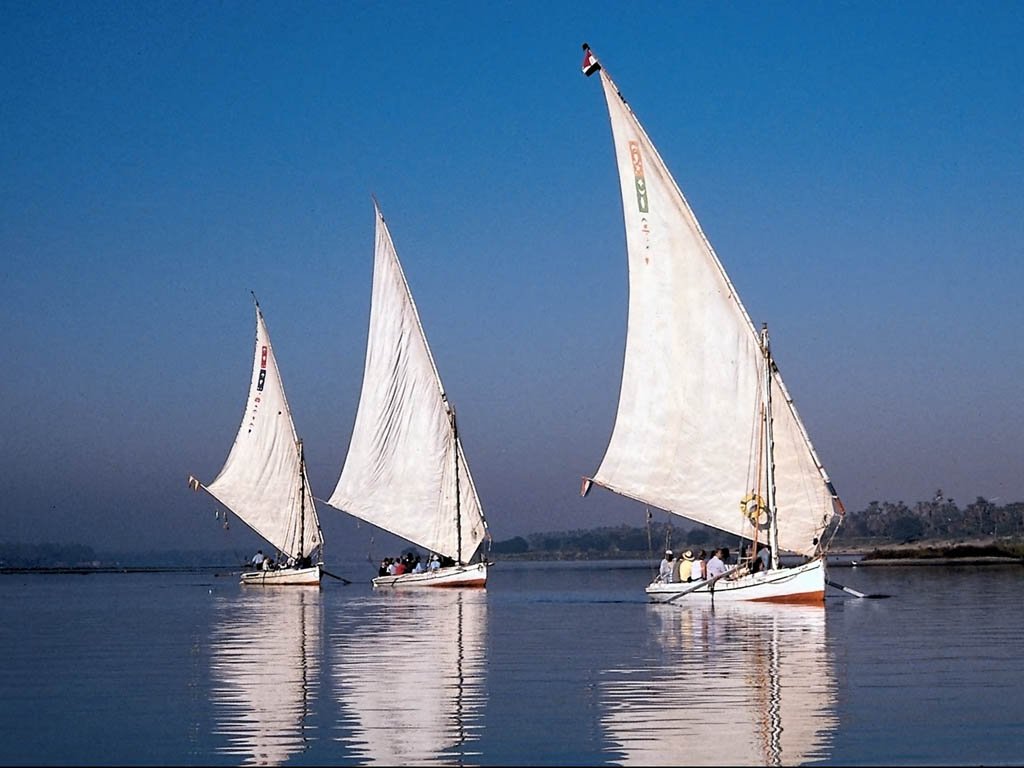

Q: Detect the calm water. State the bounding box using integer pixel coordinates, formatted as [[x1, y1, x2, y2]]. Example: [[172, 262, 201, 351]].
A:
[[1, 560, 1022, 766]]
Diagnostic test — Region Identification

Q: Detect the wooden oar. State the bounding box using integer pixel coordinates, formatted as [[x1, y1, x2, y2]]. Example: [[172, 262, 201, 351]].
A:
[[659, 565, 743, 603], [323, 570, 352, 585], [826, 578, 890, 599]]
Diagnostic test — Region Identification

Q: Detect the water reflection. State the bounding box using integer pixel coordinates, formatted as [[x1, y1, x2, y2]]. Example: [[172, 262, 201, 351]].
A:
[[209, 587, 322, 766], [601, 603, 837, 766], [331, 589, 488, 766]]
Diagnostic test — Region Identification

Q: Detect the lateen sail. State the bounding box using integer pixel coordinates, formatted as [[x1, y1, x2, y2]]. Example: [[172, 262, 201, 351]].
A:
[[203, 305, 322, 560], [587, 62, 838, 556], [328, 203, 487, 563]]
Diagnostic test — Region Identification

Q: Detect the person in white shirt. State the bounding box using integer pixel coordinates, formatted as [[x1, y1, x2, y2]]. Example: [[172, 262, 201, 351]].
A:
[[658, 550, 675, 582], [706, 548, 728, 579]]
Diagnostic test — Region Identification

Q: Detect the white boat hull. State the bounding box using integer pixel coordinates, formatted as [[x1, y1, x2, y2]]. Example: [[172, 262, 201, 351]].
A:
[[645, 558, 826, 604], [373, 562, 488, 589], [240, 564, 322, 587]]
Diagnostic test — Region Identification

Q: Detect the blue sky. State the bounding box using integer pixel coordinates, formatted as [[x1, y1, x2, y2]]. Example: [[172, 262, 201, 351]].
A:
[[2, 1, 1021, 557]]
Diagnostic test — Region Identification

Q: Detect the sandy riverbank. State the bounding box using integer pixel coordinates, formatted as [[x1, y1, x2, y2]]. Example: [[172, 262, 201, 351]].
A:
[[832, 536, 1024, 566]]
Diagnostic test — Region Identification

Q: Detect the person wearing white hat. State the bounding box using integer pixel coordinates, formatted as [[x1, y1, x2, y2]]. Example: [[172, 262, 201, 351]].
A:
[[658, 549, 675, 583]]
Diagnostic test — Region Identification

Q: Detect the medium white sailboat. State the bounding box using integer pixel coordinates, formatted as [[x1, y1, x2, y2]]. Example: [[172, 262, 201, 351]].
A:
[[188, 297, 324, 586], [579, 45, 843, 604], [326, 202, 490, 588]]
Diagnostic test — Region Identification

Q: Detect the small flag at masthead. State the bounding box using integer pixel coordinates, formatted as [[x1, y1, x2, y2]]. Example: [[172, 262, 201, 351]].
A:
[[581, 43, 601, 76]]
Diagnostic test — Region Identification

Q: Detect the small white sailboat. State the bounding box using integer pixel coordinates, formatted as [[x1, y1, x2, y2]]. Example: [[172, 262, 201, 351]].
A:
[[188, 297, 324, 586], [579, 45, 843, 604], [326, 202, 490, 588]]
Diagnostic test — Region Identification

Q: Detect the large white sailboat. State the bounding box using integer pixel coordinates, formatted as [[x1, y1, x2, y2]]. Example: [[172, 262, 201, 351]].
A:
[[579, 45, 843, 604], [326, 202, 490, 588], [188, 298, 324, 586]]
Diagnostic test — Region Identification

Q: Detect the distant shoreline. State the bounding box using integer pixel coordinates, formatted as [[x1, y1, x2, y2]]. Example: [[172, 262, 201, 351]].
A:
[[2, 536, 1021, 573], [495, 537, 1024, 567]]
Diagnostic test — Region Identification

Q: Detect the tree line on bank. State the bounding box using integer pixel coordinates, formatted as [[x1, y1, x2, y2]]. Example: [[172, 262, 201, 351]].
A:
[[493, 492, 1024, 558], [0, 542, 245, 570], [5, 492, 1021, 567]]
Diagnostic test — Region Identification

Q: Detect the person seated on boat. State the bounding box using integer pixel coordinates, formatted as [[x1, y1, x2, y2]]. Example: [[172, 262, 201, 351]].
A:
[[412, 556, 426, 574], [706, 548, 728, 579], [751, 544, 771, 573], [378, 558, 391, 577], [658, 550, 675, 583], [677, 550, 696, 582], [428, 554, 441, 571], [250, 550, 265, 569], [294, 554, 312, 569], [391, 558, 407, 576], [690, 549, 707, 581], [262, 556, 275, 571]]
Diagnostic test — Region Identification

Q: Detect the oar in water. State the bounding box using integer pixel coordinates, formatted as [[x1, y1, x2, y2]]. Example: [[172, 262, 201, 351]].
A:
[[826, 578, 890, 599], [323, 570, 352, 585], [660, 565, 743, 603]]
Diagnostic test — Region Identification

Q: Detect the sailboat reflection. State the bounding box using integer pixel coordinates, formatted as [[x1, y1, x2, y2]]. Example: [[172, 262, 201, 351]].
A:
[[209, 588, 322, 766], [331, 589, 488, 765], [601, 603, 837, 766]]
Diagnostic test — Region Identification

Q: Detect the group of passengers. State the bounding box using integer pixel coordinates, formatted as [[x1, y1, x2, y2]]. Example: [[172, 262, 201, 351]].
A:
[[377, 551, 455, 578], [249, 549, 313, 571], [656, 543, 772, 584]]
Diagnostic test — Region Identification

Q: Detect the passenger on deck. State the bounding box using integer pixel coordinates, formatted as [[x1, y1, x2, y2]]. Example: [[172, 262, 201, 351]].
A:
[[658, 550, 675, 583], [752, 544, 772, 573], [691, 549, 707, 581], [706, 548, 728, 579], [250, 550, 265, 569], [677, 550, 695, 582]]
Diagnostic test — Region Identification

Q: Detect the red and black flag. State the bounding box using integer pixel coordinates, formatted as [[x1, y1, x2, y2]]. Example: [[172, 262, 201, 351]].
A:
[[581, 43, 601, 76]]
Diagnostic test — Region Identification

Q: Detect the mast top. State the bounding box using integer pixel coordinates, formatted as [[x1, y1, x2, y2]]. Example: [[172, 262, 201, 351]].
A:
[[581, 43, 601, 76]]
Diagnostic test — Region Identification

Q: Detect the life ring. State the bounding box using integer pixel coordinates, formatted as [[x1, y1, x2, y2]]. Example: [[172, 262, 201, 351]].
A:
[[740, 493, 768, 525]]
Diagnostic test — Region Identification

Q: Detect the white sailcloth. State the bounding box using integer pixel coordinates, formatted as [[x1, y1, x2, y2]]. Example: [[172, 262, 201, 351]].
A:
[[587, 64, 838, 556], [202, 305, 322, 560], [328, 204, 488, 563]]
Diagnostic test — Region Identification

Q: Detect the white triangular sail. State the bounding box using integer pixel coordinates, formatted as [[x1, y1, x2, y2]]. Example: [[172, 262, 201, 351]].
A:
[[328, 204, 488, 563], [200, 304, 322, 560], [586, 59, 839, 556]]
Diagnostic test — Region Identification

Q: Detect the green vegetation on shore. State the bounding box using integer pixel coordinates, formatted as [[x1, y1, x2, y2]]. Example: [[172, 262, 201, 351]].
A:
[[3, 491, 1021, 568], [493, 491, 1024, 561]]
